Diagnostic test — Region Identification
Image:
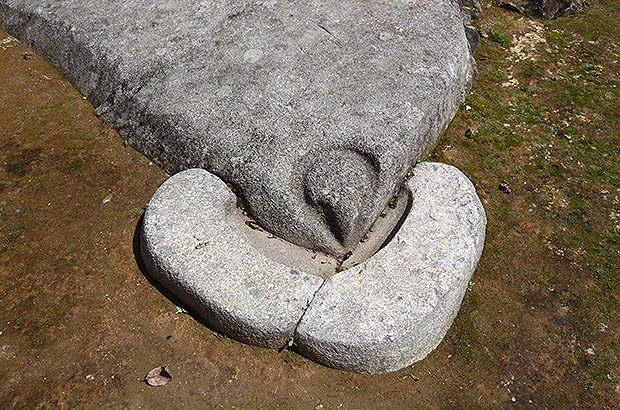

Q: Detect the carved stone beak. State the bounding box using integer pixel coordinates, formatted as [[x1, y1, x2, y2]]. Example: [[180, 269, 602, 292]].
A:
[[304, 150, 378, 254]]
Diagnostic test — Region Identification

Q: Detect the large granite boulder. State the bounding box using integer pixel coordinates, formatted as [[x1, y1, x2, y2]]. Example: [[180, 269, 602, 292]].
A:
[[0, 0, 477, 258]]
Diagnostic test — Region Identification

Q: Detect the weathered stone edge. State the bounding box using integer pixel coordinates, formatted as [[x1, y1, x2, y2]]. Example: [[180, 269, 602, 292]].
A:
[[295, 162, 487, 373], [140, 168, 324, 348]]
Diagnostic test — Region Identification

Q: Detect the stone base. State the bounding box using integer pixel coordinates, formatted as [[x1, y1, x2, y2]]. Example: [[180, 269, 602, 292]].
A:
[[141, 162, 486, 373]]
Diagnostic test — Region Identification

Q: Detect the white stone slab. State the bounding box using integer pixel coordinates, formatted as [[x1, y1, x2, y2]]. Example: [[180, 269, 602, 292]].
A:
[[141, 163, 486, 373], [296, 162, 486, 373], [141, 168, 323, 348]]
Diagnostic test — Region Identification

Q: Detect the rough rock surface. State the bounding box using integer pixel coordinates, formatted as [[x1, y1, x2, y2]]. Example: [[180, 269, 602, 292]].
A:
[[296, 162, 486, 373], [141, 163, 486, 373], [141, 168, 323, 348], [460, 0, 483, 19], [495, 0, 582, 18], [0, 0, 477, 258]]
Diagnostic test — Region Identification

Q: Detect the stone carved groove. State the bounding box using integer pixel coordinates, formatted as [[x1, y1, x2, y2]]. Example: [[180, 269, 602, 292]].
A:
[[141, 163, 486, 373]]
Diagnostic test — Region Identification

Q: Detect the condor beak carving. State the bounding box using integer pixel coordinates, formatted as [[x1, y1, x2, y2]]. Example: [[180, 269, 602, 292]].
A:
[[304, 150, 378, 255]]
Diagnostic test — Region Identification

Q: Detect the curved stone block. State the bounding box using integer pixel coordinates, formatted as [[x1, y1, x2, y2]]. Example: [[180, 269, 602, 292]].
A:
[[140, 168, 323, 348], [296, 162, 486, 373], [141, 163, 485, 373]]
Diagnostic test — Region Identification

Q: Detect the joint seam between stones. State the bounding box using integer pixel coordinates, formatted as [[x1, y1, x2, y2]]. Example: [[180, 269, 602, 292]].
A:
[[288, 277, 327, 348]]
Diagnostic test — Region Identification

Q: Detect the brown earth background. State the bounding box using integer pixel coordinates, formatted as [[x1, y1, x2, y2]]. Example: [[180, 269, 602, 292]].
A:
[[1, 0, 619, 408]]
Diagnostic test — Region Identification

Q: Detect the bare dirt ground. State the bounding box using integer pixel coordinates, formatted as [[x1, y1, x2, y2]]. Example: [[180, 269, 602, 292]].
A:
[[0, 1, 618, 408]]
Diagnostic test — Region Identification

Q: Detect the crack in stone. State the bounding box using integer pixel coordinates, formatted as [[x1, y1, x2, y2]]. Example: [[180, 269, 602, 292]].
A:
[[283, 276, 327, 352]]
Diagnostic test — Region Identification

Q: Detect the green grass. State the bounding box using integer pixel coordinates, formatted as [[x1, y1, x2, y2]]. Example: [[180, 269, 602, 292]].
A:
[[488, 25, 509, 46]]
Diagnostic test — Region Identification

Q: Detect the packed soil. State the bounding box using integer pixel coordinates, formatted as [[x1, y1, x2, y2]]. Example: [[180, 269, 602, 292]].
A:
[[1, 1, 618, 408]]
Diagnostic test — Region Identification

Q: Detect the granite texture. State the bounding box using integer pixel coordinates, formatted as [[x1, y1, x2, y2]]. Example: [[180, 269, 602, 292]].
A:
[[141, 163, 486, 373], [0, 0, 477, 257], [296, 162, 487, 373], [0, 0, 487, 372], [140, 168, 323, 348]]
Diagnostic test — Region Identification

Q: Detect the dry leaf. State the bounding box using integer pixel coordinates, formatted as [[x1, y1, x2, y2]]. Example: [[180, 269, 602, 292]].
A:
[[145, 366, 172, 387]]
